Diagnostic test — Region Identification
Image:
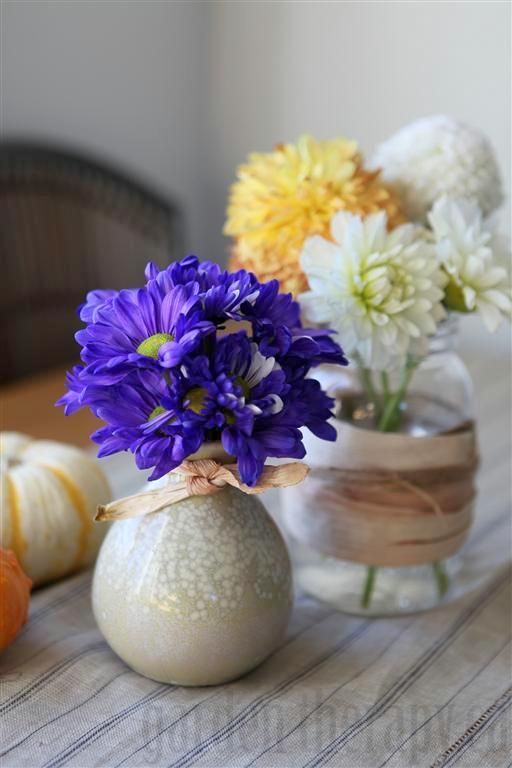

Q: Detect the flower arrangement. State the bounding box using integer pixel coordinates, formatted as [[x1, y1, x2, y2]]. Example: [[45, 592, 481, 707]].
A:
[[226, 118, 510, 435], [301, 121, 510, 608], [58, 258, 351, 686], [224, 134, 404, 296], [300, 121, 510, 378], [226, 117, 511, 612], [58, 256, 348, 486]]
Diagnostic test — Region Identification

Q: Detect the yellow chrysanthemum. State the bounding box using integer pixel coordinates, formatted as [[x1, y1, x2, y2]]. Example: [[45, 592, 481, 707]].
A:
[[224, 134, 405, 296]]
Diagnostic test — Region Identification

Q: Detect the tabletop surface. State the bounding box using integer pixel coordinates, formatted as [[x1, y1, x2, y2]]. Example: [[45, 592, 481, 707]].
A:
[[1, 353, 511, 768]]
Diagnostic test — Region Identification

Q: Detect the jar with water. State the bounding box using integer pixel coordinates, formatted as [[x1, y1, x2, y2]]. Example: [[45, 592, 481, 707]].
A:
[[282, 317, 480, 615]]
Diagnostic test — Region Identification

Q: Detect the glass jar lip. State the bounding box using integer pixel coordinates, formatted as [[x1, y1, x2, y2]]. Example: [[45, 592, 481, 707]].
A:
[[429, 314, 459, 354]]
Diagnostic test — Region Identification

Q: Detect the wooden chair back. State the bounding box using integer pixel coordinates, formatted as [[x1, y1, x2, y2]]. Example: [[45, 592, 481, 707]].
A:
[[0, 143, 182, 384]]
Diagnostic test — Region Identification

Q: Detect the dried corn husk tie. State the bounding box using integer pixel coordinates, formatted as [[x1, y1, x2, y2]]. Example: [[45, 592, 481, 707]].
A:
[[96, 460, 308, 522], [282, 420, 479, 567]]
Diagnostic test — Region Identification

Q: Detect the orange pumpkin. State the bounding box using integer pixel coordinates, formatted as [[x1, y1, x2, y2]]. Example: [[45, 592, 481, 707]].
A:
[[0, 548, 32, 652]]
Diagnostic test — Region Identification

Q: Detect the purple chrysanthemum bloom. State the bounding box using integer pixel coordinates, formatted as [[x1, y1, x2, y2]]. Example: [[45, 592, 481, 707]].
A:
[[148, 257, 263, 323], [177, 331, 288, 429], [217, 345, 338, 484], [88, 369, 203, 480], [145, 255, 222, 292], [76, 281, 214, 379], [79, 289, 118, 323], [242, 280, 300, 357], [159, 332, 322, 485], [59, 255, 348, 485], [56, 365, 86, 415]]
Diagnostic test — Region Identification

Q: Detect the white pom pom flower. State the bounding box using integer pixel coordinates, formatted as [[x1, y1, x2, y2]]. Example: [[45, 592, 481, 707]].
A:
[[373, 115, 503, 222], [299, 211, 446, 371], [429, 198, 511, 332]]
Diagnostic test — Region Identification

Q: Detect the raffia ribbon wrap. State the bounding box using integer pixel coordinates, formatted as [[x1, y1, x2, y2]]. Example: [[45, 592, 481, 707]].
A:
[[96, 459, 309, 522], [282, 420, 478, 567]]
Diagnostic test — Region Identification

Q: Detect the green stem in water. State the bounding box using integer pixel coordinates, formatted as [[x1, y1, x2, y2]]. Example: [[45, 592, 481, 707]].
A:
[[381, 370, 390, 401], [360, 360, 418, 610], [377, 359, 418, 433], [361, 565, 377, 610], [432, 561, 449, 598]]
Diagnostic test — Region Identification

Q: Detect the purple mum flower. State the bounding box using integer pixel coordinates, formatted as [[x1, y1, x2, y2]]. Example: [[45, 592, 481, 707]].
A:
[[203, 270, 261, 322], [145, 255, 223, 292], [79, 289, 118, 323], [76, 280, 214, 380], [56, 365, 85, 415], [171, 333, 307, 485], [89, 369, 203, 480]]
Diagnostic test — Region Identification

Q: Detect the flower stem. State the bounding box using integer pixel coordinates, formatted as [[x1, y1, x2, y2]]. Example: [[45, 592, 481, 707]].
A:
[[361, 565, 377, 610], [377, 359, 417, 432], [358, 361, 451, 610], [381, 371, 390, 401], [359, 360, 418, 610], [432, 561, 449, 599]]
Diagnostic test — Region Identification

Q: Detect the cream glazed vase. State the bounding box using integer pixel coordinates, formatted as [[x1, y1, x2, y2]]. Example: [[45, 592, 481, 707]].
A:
[[92, 444, 293, 686]]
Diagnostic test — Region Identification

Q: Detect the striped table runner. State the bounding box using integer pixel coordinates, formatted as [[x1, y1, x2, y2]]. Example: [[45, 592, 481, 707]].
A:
[[1, 566, 510, 767], [1, 352, 511, 767]]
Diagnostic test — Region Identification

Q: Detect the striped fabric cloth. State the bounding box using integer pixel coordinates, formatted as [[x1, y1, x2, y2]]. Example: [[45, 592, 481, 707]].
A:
[[1, 566, 510, 767], [1, 356, 511, 767]]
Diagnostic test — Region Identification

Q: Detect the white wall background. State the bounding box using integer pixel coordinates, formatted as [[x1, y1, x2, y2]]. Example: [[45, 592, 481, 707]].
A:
[[2, 0, 511, 359]]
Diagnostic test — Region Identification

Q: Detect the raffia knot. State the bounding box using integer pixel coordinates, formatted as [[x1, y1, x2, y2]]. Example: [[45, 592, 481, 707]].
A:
[[95, 459, 308, 522], [178, 460, 233, 497]]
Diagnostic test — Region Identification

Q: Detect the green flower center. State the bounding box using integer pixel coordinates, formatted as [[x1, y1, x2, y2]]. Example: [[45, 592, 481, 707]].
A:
[[148, 405, 166, 422], [137, 333, 174, 359], [186, 387, 208, 414], [235, 375, 251, 399], [354, 260, 414, 313], [443, 277, 471, 313]]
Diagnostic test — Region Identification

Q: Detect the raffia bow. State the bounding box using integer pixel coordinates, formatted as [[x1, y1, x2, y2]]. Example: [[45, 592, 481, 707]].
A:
[[95, 459, 309, 522]]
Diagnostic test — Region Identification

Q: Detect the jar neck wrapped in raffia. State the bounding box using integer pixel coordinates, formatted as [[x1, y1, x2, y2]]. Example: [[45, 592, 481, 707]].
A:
[[283, 418, 478, 568], [96, 444, 308, 523]]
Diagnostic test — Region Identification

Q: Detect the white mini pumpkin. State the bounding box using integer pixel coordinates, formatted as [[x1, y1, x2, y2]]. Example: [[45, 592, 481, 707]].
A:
[[0, 432, 110, 587]]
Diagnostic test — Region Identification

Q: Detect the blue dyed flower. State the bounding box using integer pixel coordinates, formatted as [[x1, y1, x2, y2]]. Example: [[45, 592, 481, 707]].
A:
[[59, 255, 348, 486], [79, 289, 118, 323], [147, 257, 262, 324], [88, 369, 202, 480], [76, 281, 214, 379]]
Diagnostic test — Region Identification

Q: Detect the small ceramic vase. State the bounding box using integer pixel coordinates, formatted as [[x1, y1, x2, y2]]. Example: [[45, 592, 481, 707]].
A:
[[92, 445, 293, 686]]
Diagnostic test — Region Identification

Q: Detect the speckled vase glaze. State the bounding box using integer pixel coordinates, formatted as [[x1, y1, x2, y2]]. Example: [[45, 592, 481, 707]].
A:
[[92, 454, 293, 686]]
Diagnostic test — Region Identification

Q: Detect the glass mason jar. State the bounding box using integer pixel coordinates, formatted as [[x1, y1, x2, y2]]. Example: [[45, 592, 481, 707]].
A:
[[281, 316, 480, 616]]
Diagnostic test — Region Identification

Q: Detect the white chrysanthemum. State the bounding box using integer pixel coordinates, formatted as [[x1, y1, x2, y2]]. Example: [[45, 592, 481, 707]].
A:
[[372, 115, 503, 222], [429, 198, 511, 332], [299, 211, 446, 371]]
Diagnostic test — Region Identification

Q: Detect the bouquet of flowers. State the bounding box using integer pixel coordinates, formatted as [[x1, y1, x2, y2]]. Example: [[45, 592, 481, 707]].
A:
[[225, 117, 510, 433], [225, 117, 511, 612], [58, 256, 348, 485], [300, 118, 510, 427]]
